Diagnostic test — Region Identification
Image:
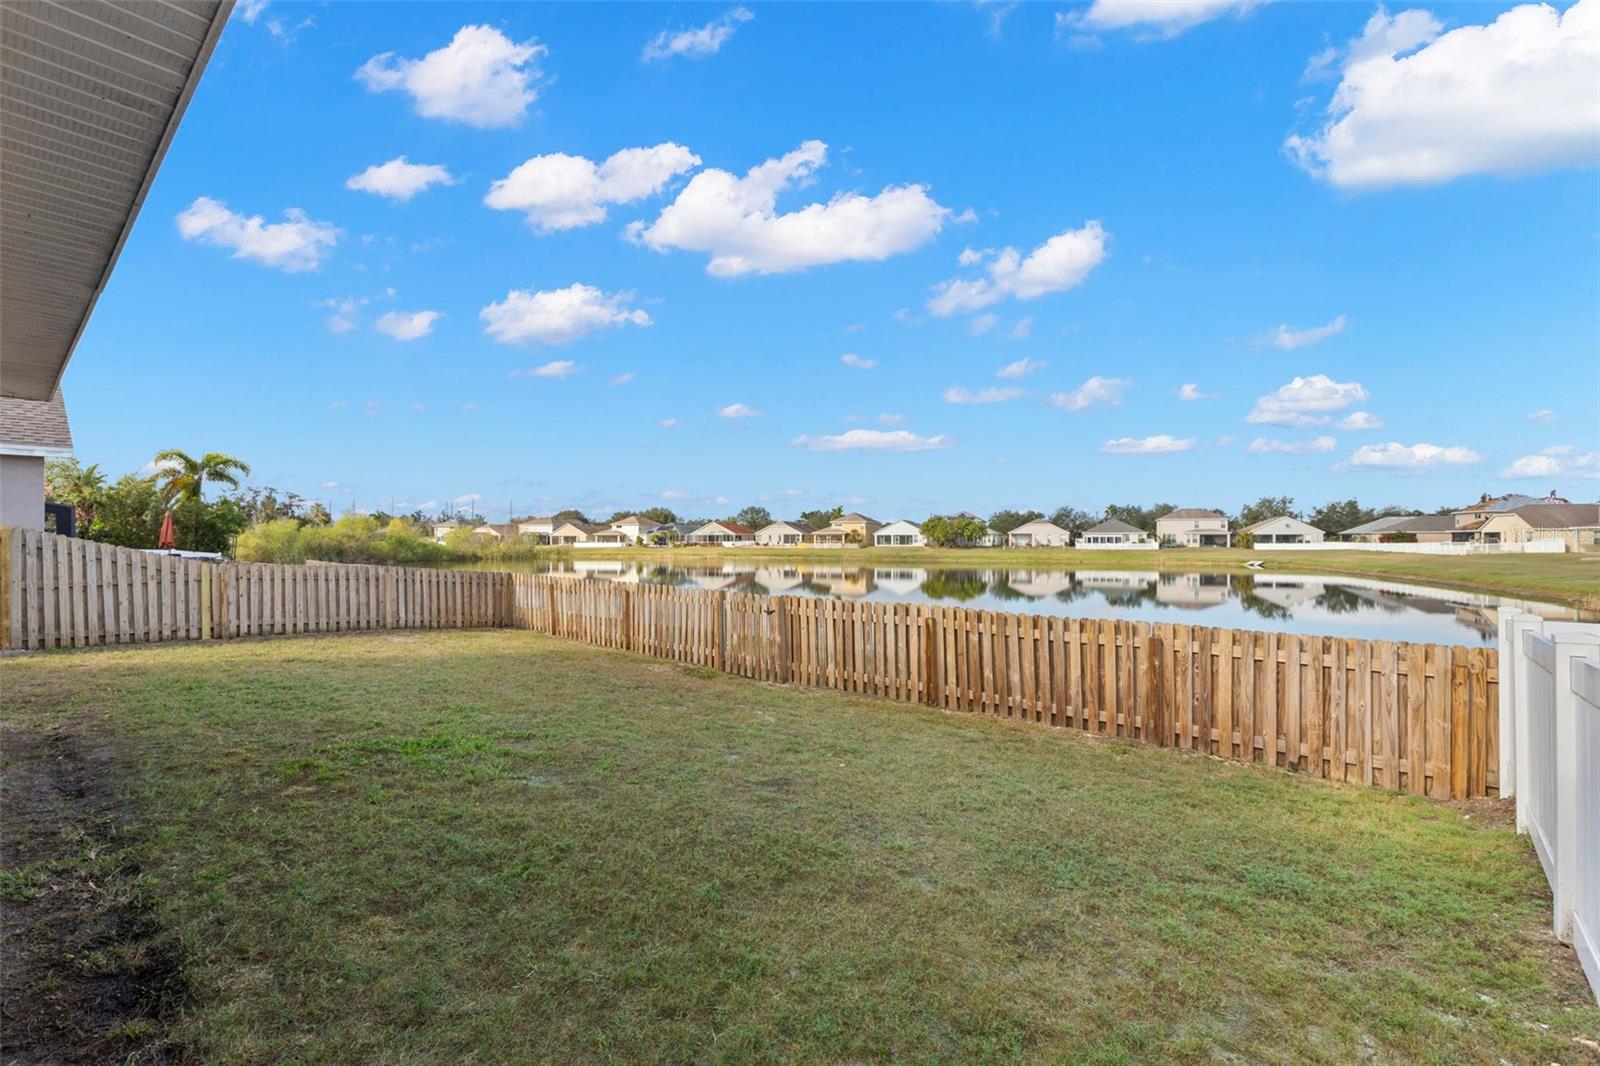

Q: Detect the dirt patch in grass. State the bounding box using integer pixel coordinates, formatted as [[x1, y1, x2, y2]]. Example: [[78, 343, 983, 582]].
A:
[[1, 722, 185, 1064]]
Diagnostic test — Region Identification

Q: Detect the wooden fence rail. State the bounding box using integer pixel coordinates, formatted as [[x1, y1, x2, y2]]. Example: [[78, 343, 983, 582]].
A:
[[0, 527, 1498, 799], [0, 528, 509, 649]]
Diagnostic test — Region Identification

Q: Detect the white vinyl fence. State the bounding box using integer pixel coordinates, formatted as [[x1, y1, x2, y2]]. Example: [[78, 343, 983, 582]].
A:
[[1258, 540, 1567, 555], [1499, 610, 1600, 1003]]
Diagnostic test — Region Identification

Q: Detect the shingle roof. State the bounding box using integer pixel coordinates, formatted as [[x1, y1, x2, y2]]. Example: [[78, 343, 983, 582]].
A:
[[1239, 515, 1323, 535], [0, 389, 73, 455], [1161, 508, 1226, 520], [1390, 514, 1457, 533], [1085, 519, 1143, 534], [1338, 515, 1414, 536], [1508, 503, 1600, 529]]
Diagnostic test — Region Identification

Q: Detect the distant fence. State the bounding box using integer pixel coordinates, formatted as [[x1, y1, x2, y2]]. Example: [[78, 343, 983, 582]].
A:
[[0, 528, 1500, 801], [509, 573, 1498, 799], [1257, 540, 1568, 555], [1500, 611, 1600, 1002], [0, 527, 508, 649]]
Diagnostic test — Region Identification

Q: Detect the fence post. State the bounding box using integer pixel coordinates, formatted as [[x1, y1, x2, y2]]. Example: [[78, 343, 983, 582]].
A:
[[1498, 610, 1529, 799], [1551, 631, 1600, 942], [1509, 615, 1549, 831], [1143, 632, 1165, 746], [0, 525, 13, 651], [776, 597, 791, 684], [714, 591, 727, 673]]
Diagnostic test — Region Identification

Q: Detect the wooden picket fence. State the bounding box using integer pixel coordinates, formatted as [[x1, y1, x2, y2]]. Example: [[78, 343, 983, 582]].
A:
[[1, 527, 1499, 799], [508, 573, 1499, 799], [0, 527, 508, 648]]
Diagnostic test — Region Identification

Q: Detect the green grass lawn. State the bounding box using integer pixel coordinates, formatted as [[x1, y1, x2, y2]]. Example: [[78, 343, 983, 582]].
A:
[[518, 545, 1600, 612], [4, 631, 1598, 1063]]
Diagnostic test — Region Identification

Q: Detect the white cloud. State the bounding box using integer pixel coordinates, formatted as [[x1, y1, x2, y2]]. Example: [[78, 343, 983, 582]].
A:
[[509, 360, 577, 379], [1061, 0, 1270, 40], [316, 296, 366, 333], [1347, 441, 1482, 469], [609, 371, 635, 385], [238, 0, 269, 23], [1247, 435, 1338, 454], [659, 417, 680, 429], [1177, 382, 1214, 401], [479, 283, 651, 346], [1286, 1, 1600, 189], [840, 352, 877, 369], [628, 140, 949, 276], [459, 402, 478, 413], [450, 493, 481, 506], [997, 357, 1046, 379], [1049, 375, 1131, 412], [928, 221, 1108, 315], [1501, 446, 1600, 478], [643, 6, 753, 61], [176, 197, 337, 272], [485, 143, 700, 231], [878, 412, 906, 425], [1009, 317, 1033, 340], [943, 386, 1026, 404], [346, 157, 456, 201], [374, 309, 440, 341], [968, 313, 998, 336], [1337, 410, 1384, 430], [1100, 435, 1195, 454], [719, 403, 761, 418], [356, 25, 545, 128], [1246, 374, 1368, 426], [1264, 314, 1346, 350], [1527, 408, 1558, 423], [660, 489, 692, 500], [792, 429, 951, 452]]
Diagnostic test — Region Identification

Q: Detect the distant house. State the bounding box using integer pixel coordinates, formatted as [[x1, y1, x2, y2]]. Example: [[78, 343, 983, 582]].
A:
[[517, 516, 557, 542], [602, 515, 661, 543], [653, 521, 699, 544], [472, 523, 521, 541], [1006, 519, 1071, 547], [1335, 514, 1455, 543], [550, 521, 604, 545], [1474, 502, 1600, 551], [1450, 492, 1572, 543], [430, 520, 460, 543], [756, 520, 813, 546], [1156, 509, 1231, 548], [1239, 515, 1324, 545], [1338, 515, 1413, 542], [1078, 519, 1156, 549], [811, 513, 881, 547], [873, 520, 925, 547], [688, 520, 756, 546]]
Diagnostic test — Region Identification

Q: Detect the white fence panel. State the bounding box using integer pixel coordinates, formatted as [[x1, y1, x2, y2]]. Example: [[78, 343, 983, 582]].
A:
[[1573, 658, 1600, 1000], [1522, 632, 1559, 885], [1501, 614, 1600, 1005]]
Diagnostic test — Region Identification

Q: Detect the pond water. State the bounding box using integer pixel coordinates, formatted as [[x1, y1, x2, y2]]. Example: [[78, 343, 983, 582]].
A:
[[466, 560, 1588, 646]]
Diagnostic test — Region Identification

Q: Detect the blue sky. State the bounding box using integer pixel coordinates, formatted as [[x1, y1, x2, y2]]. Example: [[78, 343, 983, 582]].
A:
[[64, 0, 1599, 521]]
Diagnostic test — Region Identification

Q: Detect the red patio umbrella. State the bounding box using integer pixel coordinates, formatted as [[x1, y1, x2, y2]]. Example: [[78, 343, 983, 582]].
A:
[[158, 510, 176, 550]]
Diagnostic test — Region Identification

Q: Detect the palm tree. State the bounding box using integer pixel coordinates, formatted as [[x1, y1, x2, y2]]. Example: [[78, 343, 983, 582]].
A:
[[152, 449, 251, 505], [53, 462, 105, 531]]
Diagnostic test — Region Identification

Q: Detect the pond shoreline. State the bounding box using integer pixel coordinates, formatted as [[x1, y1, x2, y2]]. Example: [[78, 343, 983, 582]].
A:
[[439, 546, 1600, 614]]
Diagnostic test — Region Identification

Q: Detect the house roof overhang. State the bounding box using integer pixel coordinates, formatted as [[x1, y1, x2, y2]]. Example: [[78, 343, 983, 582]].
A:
[[1, 0, 232, 400]]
